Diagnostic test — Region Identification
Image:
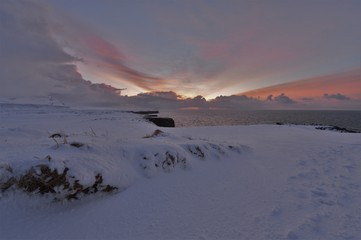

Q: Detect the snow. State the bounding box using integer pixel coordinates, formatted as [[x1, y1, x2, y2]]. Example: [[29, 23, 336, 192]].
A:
[[0, 102, 360, 240]]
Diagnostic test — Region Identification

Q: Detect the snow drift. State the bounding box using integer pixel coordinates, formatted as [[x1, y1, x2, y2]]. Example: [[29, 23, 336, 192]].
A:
[[0, 102, 360, 240]]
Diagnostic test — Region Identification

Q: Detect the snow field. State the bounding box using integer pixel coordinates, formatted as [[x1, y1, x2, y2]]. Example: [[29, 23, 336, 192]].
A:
[[0, 103, 360, 239]]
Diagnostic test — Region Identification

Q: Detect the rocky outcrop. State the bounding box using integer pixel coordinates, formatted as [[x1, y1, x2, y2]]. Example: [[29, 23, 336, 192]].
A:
[[315, 125, 358, 133], [146, 117, 175, 127]]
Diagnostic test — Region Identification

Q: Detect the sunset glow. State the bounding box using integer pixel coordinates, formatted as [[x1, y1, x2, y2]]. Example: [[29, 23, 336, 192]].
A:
[[242, 69, 361, 100], [44, 0, 360, 104], [0, 0, 360, 109]]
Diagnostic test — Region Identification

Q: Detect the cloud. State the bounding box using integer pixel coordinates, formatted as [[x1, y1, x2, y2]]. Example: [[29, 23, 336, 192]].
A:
[[266, 93, 296, 104], [210, 95, 263, 109], [266, 95, 274, 101], [120, 92, 302, 110], [152, 1, 361, 97], [117, 92, 264, 110], [120, 91, 179, 110], [0, 1, 76, 64], [323, 93, 350, 101], [1, 1, 359, 111], [0, 1, 120, 106], [136, 91, 179, 100], [242, 69, 361, 100], [47, 7, 165, 92], [273, 93, 296, 104]]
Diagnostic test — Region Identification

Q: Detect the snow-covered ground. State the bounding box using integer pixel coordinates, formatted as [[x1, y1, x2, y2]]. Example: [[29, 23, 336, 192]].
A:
[[0, 101, 360, 240]]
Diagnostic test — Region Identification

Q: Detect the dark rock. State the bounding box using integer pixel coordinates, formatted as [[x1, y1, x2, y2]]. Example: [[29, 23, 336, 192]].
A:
[[132, 111, 159, 115], [146, 117, 175, 127], [145, 114, 158, 118], [70, 142, 85, 148], [315, 126, 357, 133]]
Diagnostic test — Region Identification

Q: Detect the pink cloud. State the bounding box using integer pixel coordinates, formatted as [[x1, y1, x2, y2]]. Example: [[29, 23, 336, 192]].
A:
[[48, 11, 165, 92], [242, 69, 361, 100]]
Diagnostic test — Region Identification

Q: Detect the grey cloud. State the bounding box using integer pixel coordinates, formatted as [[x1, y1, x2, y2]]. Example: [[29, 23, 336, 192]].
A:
[[0, 1, 121, 106], [273, 93, 296, 104], [124, 92, 180, 110], [323, 93, 350, 101], [266, 95, 273, 101], [123, 93, 262, 110], [119, 92, 304, 110], [210, 95, 263, 109], [0, 2, 76, 64], [136, 91, 179, 100]]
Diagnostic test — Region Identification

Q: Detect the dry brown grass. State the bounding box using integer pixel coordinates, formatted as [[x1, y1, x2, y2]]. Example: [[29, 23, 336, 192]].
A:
[[143, 129, 164, 138]]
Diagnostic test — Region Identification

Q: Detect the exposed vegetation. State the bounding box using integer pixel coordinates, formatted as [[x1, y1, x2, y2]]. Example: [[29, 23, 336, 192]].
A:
[[143, 129, 164, 138], [0, 163, 118, 201]]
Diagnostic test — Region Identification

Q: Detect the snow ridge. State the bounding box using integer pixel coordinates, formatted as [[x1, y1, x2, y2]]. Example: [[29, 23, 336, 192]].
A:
[[0, 106, 250, 200]]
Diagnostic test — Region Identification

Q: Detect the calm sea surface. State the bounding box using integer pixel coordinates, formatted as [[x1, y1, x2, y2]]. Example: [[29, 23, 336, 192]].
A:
[[160, 110, 361, 132]]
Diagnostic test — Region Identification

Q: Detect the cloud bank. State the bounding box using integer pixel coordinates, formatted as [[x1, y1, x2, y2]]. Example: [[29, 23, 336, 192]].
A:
[[266, 93, 296, 104], [118, 90, 360, 111], [0, 1, 120, 106], [323, 93, 350, 101], [118, 92, 294, 110]]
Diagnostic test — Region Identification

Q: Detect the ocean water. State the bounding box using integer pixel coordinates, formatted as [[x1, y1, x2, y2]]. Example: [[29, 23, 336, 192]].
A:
[[160, 110, 361, 132]]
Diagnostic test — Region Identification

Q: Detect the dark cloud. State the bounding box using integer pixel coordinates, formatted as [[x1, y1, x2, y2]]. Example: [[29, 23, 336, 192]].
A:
[[125, 92, 213, 110], [114, 92, 304, 110], [122, 91, 179, 110], [117, 92, 265, 110], [136, 91, 179, 100], [266, 93, 296, 104], [182, 95, 208, 109], [323, 93, 350, 101], [266, 95, 273, 101], [273, 93, 296, 104]]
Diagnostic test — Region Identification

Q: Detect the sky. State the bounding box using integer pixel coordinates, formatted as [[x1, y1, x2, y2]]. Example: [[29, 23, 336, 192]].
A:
[[0, 0, 360, 109]]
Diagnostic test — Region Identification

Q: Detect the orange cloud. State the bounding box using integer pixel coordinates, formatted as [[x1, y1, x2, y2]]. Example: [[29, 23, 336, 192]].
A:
[[241, 69, 361, 100]]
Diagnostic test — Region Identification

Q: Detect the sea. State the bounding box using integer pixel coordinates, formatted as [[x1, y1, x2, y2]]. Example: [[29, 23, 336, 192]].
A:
[[159, 110, 361, 132]]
